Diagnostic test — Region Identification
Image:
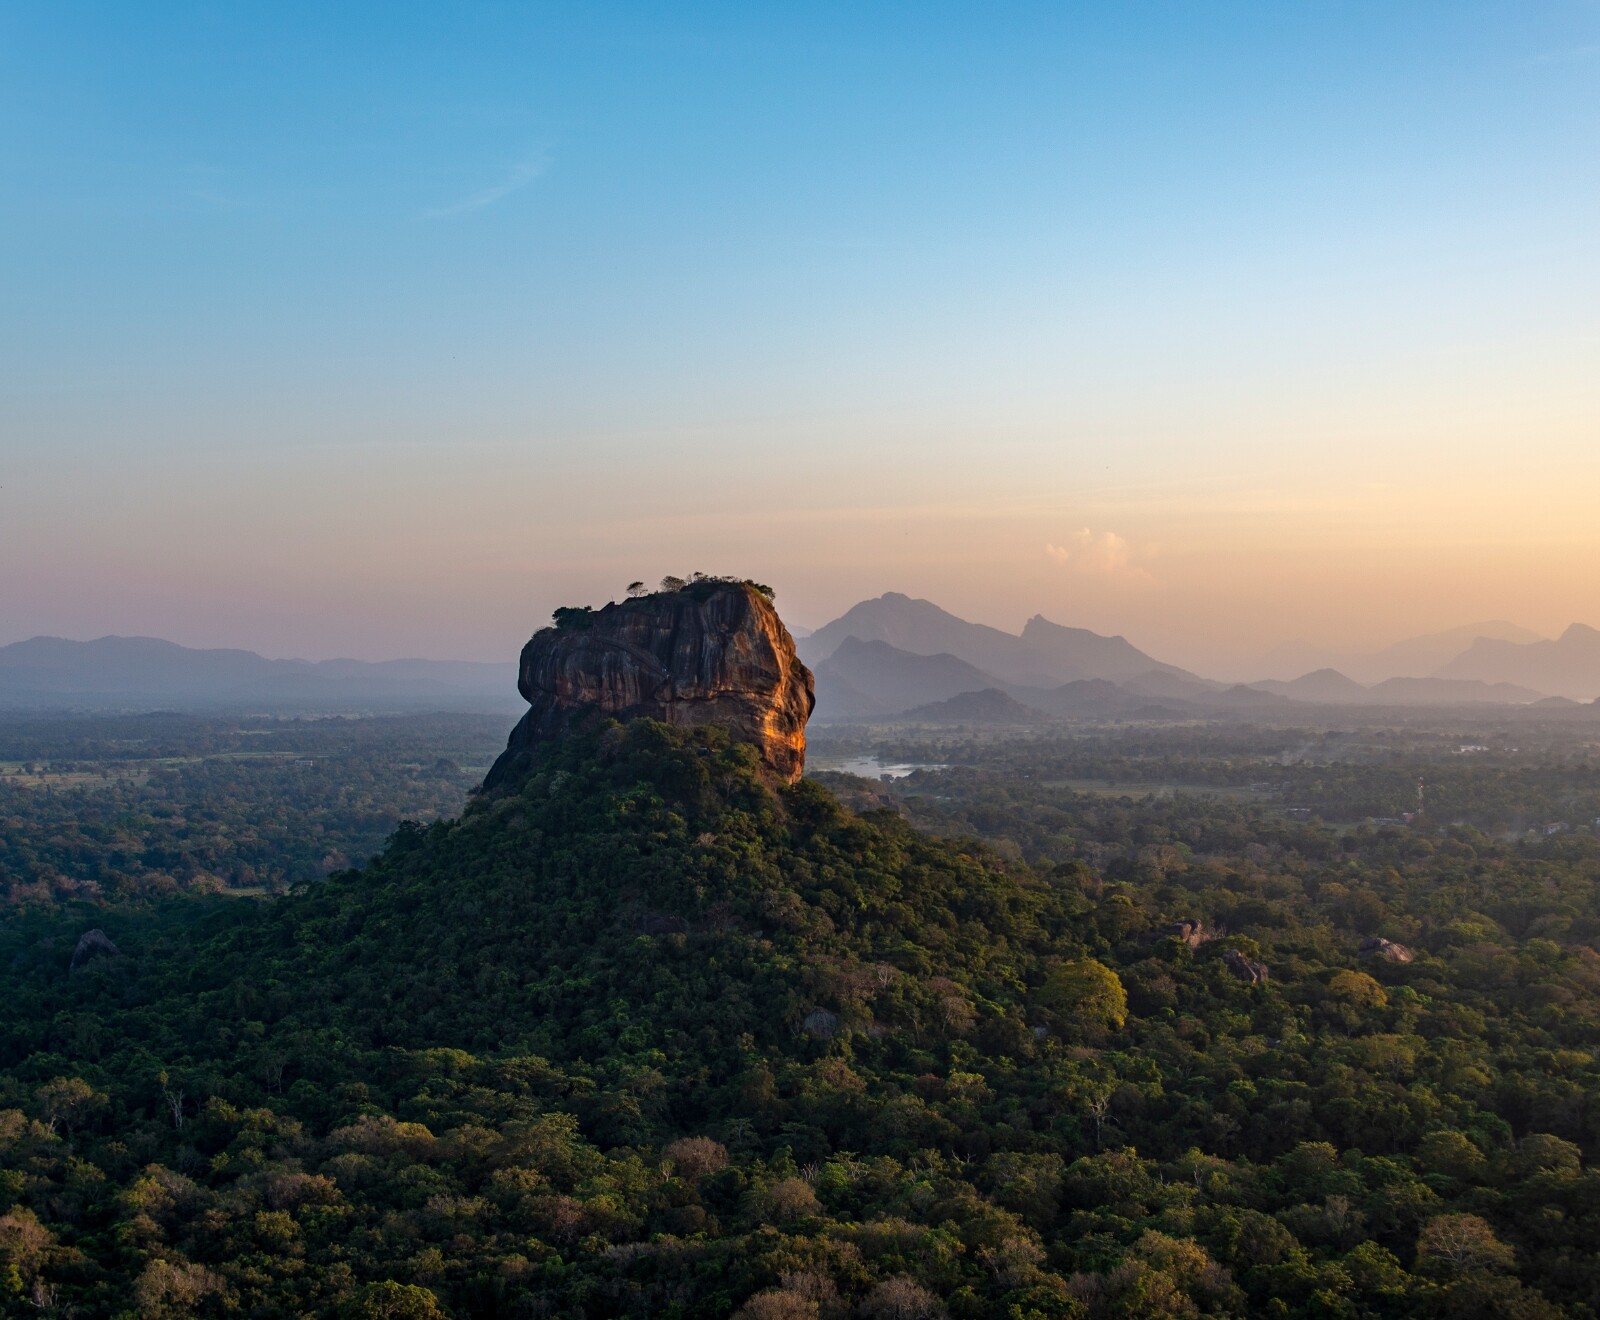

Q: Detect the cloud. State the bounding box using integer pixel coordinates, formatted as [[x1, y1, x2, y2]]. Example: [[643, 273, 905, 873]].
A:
[[1525, 43, 1600, 66], [1045, 529, 1159, 582], [422, 154, 549, 220]]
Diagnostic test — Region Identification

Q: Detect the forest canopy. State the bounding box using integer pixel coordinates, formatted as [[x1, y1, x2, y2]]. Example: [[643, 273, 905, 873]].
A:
[[1, 716, 1599, 1317]]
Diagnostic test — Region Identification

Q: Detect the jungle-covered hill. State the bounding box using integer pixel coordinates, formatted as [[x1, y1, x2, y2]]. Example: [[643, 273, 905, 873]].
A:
[[0, 721, 1594, 1318]]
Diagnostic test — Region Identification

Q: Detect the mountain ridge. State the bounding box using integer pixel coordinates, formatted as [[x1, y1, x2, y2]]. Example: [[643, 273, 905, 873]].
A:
[[0, 634, 519, 712], [1434, 622, 1600, 699], [800, 592, 1184, 687]]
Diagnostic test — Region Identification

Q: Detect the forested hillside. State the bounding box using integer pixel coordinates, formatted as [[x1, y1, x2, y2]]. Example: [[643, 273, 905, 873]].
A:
[[2, 720, 1598, 1317]]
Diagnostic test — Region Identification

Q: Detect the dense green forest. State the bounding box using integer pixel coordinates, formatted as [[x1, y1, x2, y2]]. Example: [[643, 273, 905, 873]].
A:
[[4, 716, 1600, 1316], [0, 714, 504, 903]]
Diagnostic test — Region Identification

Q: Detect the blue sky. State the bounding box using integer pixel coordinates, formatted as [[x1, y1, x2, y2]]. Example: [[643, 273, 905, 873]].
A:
[[3, 2, 1598, 670]]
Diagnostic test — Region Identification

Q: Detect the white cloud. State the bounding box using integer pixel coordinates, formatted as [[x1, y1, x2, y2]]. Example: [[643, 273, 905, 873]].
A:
[[1045, 528, 1159, 582], [422, 154, 550, 220]]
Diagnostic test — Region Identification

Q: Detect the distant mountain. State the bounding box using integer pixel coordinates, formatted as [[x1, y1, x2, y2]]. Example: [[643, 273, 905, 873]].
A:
[[0, 635, 519, 712], [801, 594, 1044, 680], [808, 669, 895, 722], [1250, 668, 1371, 703], [1364, 676, 1546, 706], [1119, 670, 1222, 701], [1247, 666, 1546, 707], [1023, 678, 1158, 719], [810, 638, 1002, 719], [1348, 621, 1544, 685], [892, 688, 1046, 724], [1017, 615, 1193, 683], [801, 592, 1183, 686], [1434, 624, 1600, 700], [802, 595, 1564, 721], [1255, 621, 1545, 685]]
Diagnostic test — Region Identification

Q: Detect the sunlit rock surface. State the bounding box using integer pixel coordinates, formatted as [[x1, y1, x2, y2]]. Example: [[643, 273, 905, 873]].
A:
[[485, 581, 814, 788]]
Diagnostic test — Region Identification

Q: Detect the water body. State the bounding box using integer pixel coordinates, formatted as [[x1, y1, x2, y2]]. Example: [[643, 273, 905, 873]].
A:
[[817, 756, 946, 781]]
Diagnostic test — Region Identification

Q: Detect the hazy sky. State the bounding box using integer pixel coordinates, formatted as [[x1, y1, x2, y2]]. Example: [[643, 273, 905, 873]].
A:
[[4, 2, 1598, 675]]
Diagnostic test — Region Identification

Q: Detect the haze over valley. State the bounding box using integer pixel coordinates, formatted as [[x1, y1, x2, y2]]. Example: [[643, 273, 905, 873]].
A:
[[8, 590, 1599, 719]]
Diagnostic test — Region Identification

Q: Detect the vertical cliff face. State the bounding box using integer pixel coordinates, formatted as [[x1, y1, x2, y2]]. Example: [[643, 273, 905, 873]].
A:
[[484, 581, 815, 788]]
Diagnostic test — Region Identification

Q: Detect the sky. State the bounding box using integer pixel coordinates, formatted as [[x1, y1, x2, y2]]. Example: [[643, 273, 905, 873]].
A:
[[3, 1, 1598, 676]]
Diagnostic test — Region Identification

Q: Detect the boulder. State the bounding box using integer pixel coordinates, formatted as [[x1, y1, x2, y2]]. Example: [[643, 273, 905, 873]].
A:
[[801, 1009, 840, 1039], [486, 580, 814, 789], [69, 929, 120, 972], [1162, 919, 1209, 948], [1223, 949, 1269, 984], [1359, 937, 1414, 963]]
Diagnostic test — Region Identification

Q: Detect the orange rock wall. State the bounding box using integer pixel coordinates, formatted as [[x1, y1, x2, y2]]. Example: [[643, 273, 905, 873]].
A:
[[486, 583, 814, 787]]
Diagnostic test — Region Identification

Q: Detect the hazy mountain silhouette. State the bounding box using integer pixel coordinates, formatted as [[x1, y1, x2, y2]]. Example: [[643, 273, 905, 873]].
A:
[[801, 594, 1044, 679], [811, 637, 1002, 712], [1258, 620, 1545, 684], [1018, 615, 1193, 683], [801, 592, 1184, 686], [1250, 668, 1372, 703], [0, 635, 518, 712], [809, 669, 895, 722], [1349, 621, 1544, 684], [1360, 676, 1545, 705], [802, 596, 1570, 721], [1022, 678, 1185, 719], [1433, 624, 1600, 700], [1248, 668, 1548, 706]]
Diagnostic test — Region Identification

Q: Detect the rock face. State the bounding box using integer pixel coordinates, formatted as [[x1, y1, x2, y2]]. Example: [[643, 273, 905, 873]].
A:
[[1162, 919, 1210, 949], [485, 581, 815, 788], [1224, 949, 1269, 984], [70, 929, 119, 972], [1359, 937, 1414, 963]]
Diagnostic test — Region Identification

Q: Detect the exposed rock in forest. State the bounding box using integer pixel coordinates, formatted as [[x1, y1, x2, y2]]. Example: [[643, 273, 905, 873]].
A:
[[1162, 919, 1210, 949], [69, 929, 119, 972], [801, 1008, 840, 1038], [1359, 936, 1414, 963], [1224, 948, 1269, 984], [485, 580, 814, 789]]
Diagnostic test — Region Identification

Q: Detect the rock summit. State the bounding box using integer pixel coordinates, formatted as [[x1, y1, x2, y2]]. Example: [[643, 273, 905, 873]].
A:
[[486, 579, 814, 788]]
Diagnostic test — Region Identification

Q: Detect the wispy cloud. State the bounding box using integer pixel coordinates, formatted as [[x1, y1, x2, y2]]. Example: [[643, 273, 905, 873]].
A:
[[1525, 42, 1600, 66], [1045, 529, 1160, 583], [422, 154, 549, 220]]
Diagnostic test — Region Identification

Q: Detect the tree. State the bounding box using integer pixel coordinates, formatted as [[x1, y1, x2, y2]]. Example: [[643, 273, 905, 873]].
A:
[[626, 581, 646, 597], [660, 575, 687, 592], [664, 1135, 727, 1179], [339, 1281, 452, 1318], [1039, 959, 1128, 1030], [34, 1076, 104, 1135], [1327, 969, 1388, 1009], [551, 605, 595, 629], [0, 1209, 54, 1293], [132, 1257, 225, 1317], [861, 1277, 945, 1320], [1418, 1130, 1486, 1181], [733, 1291, 818, 1320], [1416, 1213, 1517, 1278]]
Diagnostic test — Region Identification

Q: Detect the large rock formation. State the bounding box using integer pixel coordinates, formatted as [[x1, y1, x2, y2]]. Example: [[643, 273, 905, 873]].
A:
[[485, 580, 814, 788], [69, 929, 120, 973]]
